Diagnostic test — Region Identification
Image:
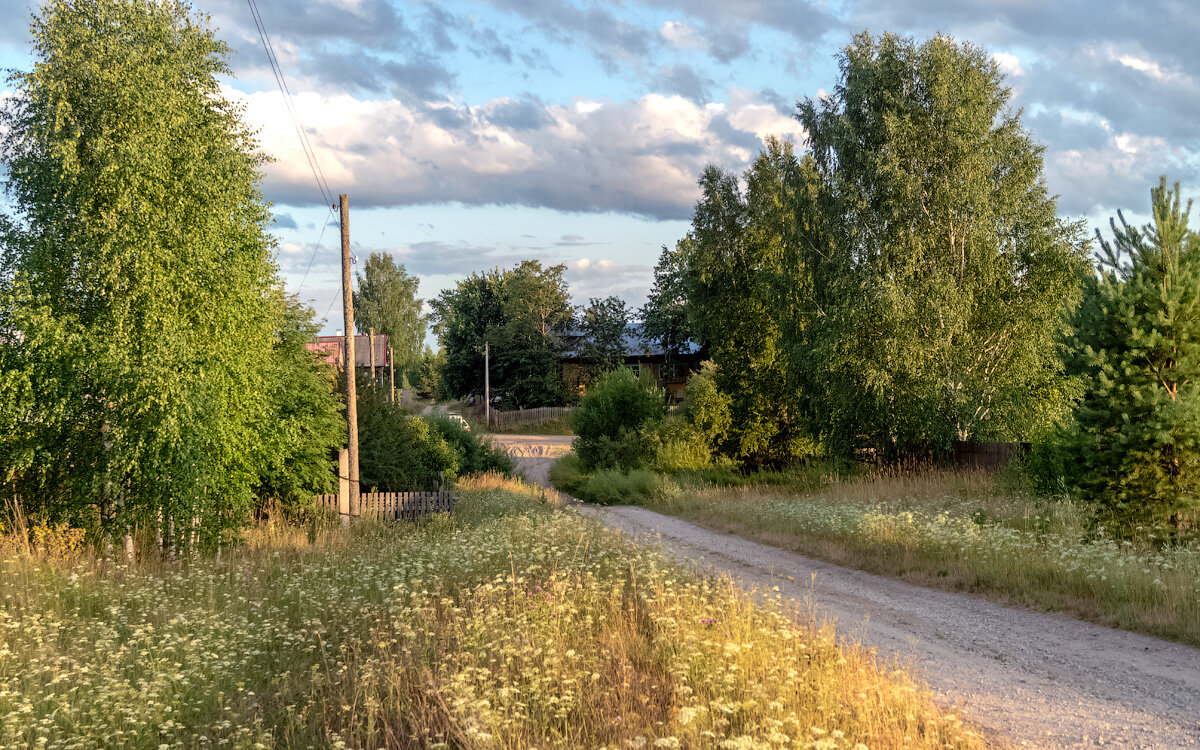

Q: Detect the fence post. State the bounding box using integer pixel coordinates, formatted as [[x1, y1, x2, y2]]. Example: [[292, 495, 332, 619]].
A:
[[338, 448, 350, 525]]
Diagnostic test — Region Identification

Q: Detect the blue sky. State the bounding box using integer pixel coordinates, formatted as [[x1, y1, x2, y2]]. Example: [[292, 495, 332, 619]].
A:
[[3, 0, 1199, 338]]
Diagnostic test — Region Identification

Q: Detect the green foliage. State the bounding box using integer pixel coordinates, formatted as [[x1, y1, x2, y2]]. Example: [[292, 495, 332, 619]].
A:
[[414, 346, 446, 400], [1064, 178, 1200, 530], [431, 260, 573, 407], [794, 32, 1090, 459], [353, 253, 426, 377], [0, 0, 282, 549], [573, 367, 666, 471], [355, 380, 457, 492], [254, 294, 344, 510], [580, 295, 630, 375], [429, 270, 504, 399], [680, 141, 814, 466], [681, 361, 733, 450], [548, 454, 682, 506], [356, 379, 515, 492], [642, 414, 713, 472], [639, 245, 693, 356], [425, 415, 515, 476]]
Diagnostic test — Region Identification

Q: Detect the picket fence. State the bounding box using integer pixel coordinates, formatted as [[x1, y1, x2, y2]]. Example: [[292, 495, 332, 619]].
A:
[[489, 406, 575, 429], [315, 490, 453, 521]]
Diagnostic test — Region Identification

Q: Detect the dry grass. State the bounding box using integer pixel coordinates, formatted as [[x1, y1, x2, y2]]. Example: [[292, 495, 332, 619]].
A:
[[643, 469, 1200, 646], [0, 474, 995, 749]]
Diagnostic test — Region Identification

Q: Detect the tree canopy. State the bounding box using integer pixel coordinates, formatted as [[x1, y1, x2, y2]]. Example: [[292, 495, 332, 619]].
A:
[[793, 32, 1089, 459], [353, 252, 426, 381], [581, 296, 630, 375], [0, 0, 335, 549], [430, 260, 573, 407]]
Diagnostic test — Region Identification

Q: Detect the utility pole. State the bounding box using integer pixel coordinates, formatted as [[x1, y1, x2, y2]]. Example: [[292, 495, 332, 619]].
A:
[[484, 341, 490, 429], [389, 346, 396, 404], [369, 327, 377, 385], [340, 194, 359, 514]]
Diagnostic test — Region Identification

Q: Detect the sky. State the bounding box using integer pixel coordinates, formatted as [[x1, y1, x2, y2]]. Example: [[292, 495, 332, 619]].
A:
[[2, 0, 1199, 339]]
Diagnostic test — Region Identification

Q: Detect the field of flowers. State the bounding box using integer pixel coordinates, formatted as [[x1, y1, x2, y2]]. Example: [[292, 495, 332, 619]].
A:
[[645, 472, 1200, 645], [0, 474, 989, 749]]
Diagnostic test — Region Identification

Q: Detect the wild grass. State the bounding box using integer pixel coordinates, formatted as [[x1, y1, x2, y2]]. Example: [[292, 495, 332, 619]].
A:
[[484, 416, 575, 435], [635, 468, 1200, 646], [0, 474, 991, 749]]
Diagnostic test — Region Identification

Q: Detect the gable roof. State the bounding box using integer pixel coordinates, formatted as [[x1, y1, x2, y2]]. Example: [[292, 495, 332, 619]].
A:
[[561, 324, 701, 359], [306, 334, 390, 368]]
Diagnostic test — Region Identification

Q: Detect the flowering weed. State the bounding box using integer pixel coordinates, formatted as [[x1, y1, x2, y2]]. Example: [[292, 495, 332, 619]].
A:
[[0, 474, 990, 748], [647, 471, 1200, 645]]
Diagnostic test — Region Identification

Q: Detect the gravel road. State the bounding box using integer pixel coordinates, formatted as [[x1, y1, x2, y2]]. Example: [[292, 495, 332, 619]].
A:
[[489, 436, 1200, 749]]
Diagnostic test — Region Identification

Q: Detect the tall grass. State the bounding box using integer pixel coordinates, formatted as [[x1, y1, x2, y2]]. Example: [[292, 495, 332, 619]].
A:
[[0, 475, 990, 748], [641, 469, 1200, 646]]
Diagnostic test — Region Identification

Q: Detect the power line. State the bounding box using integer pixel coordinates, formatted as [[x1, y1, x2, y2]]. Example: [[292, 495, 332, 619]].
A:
[[296, 205, 335, 293], [245, 0, 334, 208], [244, 0, 339, 297]]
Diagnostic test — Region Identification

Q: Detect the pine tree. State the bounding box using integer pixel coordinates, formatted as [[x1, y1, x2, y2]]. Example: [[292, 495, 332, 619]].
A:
[[1067, 178, 1200, 531]]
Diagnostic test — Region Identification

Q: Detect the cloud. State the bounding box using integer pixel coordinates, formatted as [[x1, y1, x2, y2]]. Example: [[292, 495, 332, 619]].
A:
[[653, 64, 714, 103], [273, 212, 298, 229], [661, 21, 705, 50], [238, 87, 808, 219], [842, 0, 1200, 217]]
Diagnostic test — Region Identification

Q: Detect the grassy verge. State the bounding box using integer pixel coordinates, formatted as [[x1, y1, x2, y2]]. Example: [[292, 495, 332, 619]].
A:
[[483, 417, 574, 435], [0, 475, 991, 749], [552, 460, 1200, 647]]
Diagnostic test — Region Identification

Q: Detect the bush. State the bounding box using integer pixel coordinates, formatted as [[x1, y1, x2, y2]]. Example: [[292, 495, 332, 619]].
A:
[[425, 415, 515, 475], [681, 360, 732, 449], [548, 454, 682, 506], [643, 414, 713, 472], [573, 368, 665, 471], [358, 384, 459, 491]]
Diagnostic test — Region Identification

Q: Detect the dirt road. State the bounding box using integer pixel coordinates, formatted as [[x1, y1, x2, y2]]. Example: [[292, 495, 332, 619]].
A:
[[488, 435, 1200, 749], [485, 434, 573, 487]]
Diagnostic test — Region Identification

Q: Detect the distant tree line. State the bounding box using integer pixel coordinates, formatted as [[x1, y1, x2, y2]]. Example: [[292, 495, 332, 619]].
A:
[[429, 260, 637, 408]]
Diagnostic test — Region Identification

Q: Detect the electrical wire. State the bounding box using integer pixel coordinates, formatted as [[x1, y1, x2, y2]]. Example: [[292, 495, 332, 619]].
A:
[[245, 0, 341, 300], [245, 0, 334, 208]]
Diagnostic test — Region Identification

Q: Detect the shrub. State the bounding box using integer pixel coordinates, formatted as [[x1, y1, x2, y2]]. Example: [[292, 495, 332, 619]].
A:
[[643, 414, 713, 472], [681, 360, 732, 449], [425, 415, 515, 475], [357, 383, 459, 491], [549, 455, 683, 506], [573, 368, 665, 471]]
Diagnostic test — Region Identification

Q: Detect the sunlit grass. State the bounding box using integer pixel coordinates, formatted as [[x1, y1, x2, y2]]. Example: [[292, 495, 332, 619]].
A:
[[638, 469, 1200, 646], [0, 474, 992, 748]]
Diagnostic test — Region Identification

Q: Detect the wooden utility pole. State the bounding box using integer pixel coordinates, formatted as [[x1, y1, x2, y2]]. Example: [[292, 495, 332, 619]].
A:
[[340, 194, 359, 513], [484, 341, 490, 428], [389, 346, 396, 404], [369, 327, 377, 385]]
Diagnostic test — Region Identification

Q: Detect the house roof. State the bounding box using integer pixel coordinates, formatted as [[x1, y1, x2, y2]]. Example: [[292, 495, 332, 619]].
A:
[[307, 334, 390, 368], [561, 324, 701, 359]]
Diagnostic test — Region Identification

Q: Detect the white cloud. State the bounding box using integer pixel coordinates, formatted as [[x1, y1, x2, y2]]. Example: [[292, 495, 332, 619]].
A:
[[993, 52, 1024, 77], [660, 21, 705, 51], [1114, 52, 1180, 84], [236, 87, 807, 219]]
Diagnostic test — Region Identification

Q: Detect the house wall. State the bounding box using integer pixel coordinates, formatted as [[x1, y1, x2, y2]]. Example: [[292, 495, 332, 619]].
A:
[[561, 358, 701, 402]]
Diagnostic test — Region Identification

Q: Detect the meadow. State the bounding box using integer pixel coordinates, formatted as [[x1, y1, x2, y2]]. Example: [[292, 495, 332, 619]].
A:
[[0, 475, 989, 749], [585, 466, 1200, 647]]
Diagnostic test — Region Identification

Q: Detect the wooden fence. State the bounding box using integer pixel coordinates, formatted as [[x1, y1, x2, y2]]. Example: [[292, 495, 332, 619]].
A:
[[489, 406, 575, 429], [951, 441, 1030, 470], [315, 490, 453, 521]]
